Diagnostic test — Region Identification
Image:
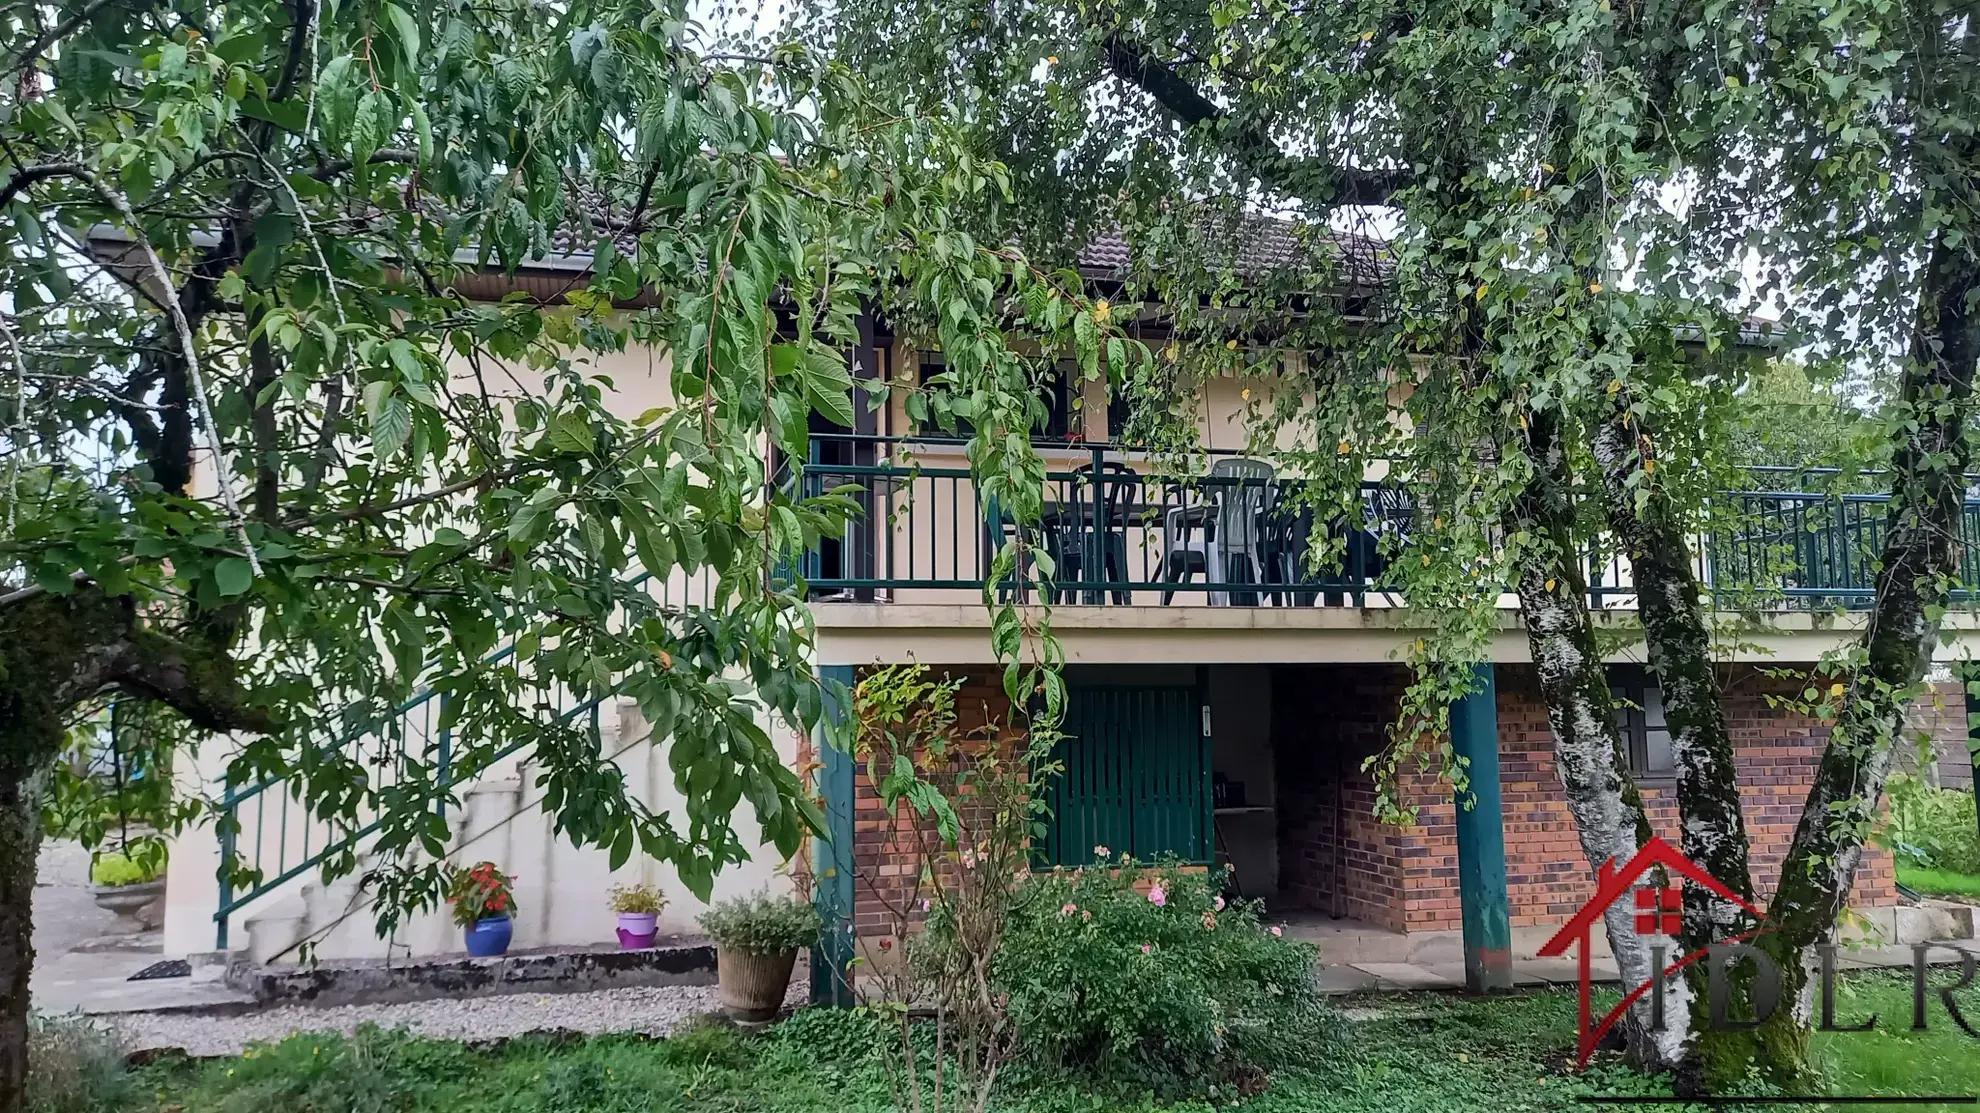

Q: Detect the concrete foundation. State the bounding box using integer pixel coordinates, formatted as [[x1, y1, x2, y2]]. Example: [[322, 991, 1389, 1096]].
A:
[[227, 941, 717, 1007]]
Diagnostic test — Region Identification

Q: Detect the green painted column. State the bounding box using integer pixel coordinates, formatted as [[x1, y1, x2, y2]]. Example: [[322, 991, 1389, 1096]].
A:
[[1451, 662, 1513, 994], [810, 664, 857, 1007]]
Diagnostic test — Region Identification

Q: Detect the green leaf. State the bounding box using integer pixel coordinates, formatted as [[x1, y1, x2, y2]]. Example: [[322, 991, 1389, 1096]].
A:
[[372, 396, 412, 458], [800, 346, 855, 429], [549, 411, 595, 455], [383, 4, 420, 65], [214, 558, 254, 597], [237, 94, 306, 133]]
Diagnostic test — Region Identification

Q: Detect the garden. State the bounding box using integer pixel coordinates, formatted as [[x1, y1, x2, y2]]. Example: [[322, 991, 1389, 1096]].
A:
[[28, 967, 1980, 1113], [1887, 774, 1980, 902]]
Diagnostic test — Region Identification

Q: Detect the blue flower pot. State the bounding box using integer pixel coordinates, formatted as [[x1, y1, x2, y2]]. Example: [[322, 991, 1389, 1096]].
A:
[[465, 914, 512, 957]]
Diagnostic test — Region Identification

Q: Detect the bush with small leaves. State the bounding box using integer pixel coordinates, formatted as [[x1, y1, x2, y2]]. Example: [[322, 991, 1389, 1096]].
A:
[[1889, 773, 1980, 874], [985, 856, 1339, 1098], [87, 851, 162, 888], [698, 891, 820, 955]]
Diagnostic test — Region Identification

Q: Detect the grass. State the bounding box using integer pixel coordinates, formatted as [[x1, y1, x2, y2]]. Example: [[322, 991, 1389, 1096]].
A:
[[1812, 969, 1980, 1111], [1897, 862, 1980, 899], [99, 971, 1980, 1113]]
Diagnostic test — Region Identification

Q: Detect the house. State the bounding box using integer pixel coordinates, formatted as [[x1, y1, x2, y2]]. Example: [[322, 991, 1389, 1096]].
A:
[[147, 225, 1980, 983]]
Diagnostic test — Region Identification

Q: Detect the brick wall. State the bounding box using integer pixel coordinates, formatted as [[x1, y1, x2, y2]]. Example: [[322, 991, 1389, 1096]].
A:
[[1273, 667, 1406, 930], [842, 661, 1937, 939], [1396, 664, 1903, 932], [1905, 680, 1972, 790], [849, 667, 1018, 939]]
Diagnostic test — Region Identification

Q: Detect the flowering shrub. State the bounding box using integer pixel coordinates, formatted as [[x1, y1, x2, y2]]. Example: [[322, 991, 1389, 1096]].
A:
[[445, 862, 516, 927], [985, 855, 1336, 1095]]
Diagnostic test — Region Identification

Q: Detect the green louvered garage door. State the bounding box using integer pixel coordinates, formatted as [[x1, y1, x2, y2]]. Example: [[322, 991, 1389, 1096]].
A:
[[1038, 685, 1211, 868]]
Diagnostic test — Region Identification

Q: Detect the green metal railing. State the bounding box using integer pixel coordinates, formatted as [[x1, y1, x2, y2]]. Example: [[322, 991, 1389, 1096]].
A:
[[802, 434, 1980, 609], [799, 434, 1398, 605]]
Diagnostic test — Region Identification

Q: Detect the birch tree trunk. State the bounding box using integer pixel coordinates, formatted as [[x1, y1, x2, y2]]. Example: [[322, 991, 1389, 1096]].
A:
[[1591, 402, 1759, 1087], [1511, 408, 1687, 1068], [1752, 232, 1979, 1088]]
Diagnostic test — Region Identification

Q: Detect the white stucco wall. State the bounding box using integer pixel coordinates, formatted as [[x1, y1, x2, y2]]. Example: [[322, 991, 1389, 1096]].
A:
[[163, 700, 803, 959]]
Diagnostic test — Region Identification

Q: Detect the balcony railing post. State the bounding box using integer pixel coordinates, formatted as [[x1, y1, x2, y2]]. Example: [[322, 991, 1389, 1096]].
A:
[[1087, 442, 1105, 603], [803, 437, 821, 583]]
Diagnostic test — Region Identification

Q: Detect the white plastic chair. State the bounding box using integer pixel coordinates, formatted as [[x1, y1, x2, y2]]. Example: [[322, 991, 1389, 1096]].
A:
[[1162, 458, 1277, 604]]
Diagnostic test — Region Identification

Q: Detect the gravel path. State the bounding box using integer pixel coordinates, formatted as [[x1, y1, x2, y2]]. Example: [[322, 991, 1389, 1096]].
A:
[[109, 982, 806, 1057]]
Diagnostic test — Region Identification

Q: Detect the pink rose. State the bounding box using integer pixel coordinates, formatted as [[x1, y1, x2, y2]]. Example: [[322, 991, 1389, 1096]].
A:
[[1093, 845, 1109, 858], [1214, 896, 1225, 911], [1147, 884, 1167, 907], [1061, 902, 1078, 917], [1270, 925, 1284, 937], [1140, 943, 1152, 955]]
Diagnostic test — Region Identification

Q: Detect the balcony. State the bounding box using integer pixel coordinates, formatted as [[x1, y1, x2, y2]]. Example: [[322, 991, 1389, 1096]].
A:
[[794, 434, 1980, 612]]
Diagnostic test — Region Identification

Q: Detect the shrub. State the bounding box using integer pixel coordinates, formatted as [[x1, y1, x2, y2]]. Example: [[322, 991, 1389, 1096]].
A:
[[607, 882, 666, 915], [1888, 773, 1980, 874], [986, 856, 1338, 1096], [24, 1013, 134, 1113], [88, 850, 162, 887], [699, 891, 819, 954], [768, 1006, 889, 1065], [445, 861, 516, 926]]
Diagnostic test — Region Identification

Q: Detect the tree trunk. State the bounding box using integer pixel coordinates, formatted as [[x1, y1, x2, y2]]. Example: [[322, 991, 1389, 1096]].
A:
[[1511, 408, 1686, 1068], [0, 587, 274, 1113], [0, 765, 47, 1113], [1591, 402, 1759, 1087], [1758, 231, 1980, 1087]]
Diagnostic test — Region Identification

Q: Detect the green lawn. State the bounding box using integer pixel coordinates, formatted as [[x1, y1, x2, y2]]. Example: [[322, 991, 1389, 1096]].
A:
[[107, 972, 1980, 1113], [1813, 969, 1980, 1111], [1898, 863, 1980, 900]]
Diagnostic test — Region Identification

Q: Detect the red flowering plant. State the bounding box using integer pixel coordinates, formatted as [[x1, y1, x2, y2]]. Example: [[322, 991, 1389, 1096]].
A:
[[446, 862, 517, 926]]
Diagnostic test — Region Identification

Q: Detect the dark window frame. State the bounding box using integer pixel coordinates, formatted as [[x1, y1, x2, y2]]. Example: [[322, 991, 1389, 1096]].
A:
[[1610, 668, 1675, 780]]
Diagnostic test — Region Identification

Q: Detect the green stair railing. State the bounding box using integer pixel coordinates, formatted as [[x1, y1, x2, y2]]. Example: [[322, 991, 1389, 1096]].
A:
[[213, 570, 667, 951]]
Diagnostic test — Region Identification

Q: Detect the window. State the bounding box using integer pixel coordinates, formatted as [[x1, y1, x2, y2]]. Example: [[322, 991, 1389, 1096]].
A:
[[1106, 383, 1137, 445], [915, 353, 969, 437], [1611, 672, 1674, 778], [1040, 362, 1075, 440]]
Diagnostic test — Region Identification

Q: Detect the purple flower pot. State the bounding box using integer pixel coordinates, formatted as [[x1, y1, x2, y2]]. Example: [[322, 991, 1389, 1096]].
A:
[[465, 914, 512, 957], [616, 911, 658, 949]]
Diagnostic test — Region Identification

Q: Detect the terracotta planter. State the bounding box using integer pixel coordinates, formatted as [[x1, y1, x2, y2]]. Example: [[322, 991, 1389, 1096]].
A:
[[716, 947, 798, 1022]]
